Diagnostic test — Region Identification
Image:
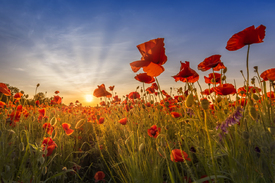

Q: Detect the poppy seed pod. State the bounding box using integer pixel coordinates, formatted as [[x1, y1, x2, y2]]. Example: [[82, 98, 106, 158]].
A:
[[223, 67, 227, 74], [249, 106, 258, 120], [201, 98, 210, 110], [185, 94, 194, 108], [254, 66, 258, 72], [139, 143, 145, 152]]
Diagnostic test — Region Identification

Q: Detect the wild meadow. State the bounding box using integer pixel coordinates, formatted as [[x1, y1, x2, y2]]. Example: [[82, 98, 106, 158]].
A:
[[0, 25, 275, 183]]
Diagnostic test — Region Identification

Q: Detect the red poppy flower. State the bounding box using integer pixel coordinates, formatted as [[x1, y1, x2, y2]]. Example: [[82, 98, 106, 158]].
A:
[[100, 101, 106, 106], [16, 105, 23, 112], [0, 101, 6, 108], [238, 98, 247, 106], [174, 95, 185, 102], [9, 111, 21, 123], [128, 92, 140, 99], [151, 83, 158, 90], [267, 91, 275, 99], [35, 100, 40, 106], [108, 86, 114, 91], [41, 137, 57, 157], [118, 117, 127, 125], [14, 92, 23, 100], [226, 25, 266, 51], [42, 123, 54, 135], [213, 84, 236, 95], [237, 86, 261, 97], [52, 95, 62, 104], [172, 61, 199, 83], [198, 55, 224, 72], [0, 83, 11, 96], [55, 91, 60, 94], [260, 68, 275, 81], [130, 38, 167, 77], [97, 117, 104, 124], [62, 123, 74, 135], [171, 112, 181, 118], [147, 125, 161, 138], [93, 84, 112, 98], [201, 88, 214, 95], [113, 95, 121, 103], [94, 171, 105, 182], [146, 86, 155, 94], [170, 149, 191, 162], [38, 108, 46, 117], [204, 73, 221, 85], [134, 73, 155, 83]]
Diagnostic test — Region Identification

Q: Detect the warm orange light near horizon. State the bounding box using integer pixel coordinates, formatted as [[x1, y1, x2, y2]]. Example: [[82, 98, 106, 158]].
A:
[[85, 94, 93, 102]]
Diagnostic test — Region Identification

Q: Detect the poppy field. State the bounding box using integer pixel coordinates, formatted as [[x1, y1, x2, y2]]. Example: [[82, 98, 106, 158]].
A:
[[1, 24, 275, 183]]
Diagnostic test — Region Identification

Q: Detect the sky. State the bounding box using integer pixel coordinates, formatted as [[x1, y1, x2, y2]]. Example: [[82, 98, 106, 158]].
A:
[[0, 0, 275, 106]]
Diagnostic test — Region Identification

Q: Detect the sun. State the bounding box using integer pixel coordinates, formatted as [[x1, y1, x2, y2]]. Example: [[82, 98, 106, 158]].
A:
[[85, 94, 93, 102]]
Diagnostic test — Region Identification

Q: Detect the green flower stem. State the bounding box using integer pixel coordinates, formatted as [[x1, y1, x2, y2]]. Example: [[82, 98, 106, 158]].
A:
[[246, 44, 251, 97], [196, 81, 203, 97], [155, 77, 164, 101], [204, 110, 217, 182], [143, 82, 147, 103]]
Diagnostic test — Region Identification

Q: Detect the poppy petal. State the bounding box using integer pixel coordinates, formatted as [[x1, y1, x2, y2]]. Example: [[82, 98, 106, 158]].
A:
[[143, 62, 165, 77], [130, 60, 150, 73], [65, 129, 74, 136]]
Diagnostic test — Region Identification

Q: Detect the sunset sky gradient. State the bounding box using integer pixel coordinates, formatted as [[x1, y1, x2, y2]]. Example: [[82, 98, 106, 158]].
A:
[[1, 0, 275, 106]]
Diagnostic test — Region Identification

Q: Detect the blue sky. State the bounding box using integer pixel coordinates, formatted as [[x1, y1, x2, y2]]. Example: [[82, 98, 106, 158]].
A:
[[1, 0, 275, 106]]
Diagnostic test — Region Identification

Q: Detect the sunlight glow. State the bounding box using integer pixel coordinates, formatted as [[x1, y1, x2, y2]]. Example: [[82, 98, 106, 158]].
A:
[[85, 94, 93, 102]]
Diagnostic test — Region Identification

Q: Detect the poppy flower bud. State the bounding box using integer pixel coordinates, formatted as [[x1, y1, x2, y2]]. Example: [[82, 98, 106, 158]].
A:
[[25, 94, 29, 98], [223, 67, 227, 74], [222, 75, 226, 81], [200, 98, 209, 110], [37, 83, 40, 87], [251, 78, 255, 85], [216, 96, 222, 103], [185, 94, 194, 108], [252, 93, 259, 100], [249, 106, 257, 120], [254, 66, 258, 72], [139, 143, 145, 152], [240, 70, 243, 74]]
